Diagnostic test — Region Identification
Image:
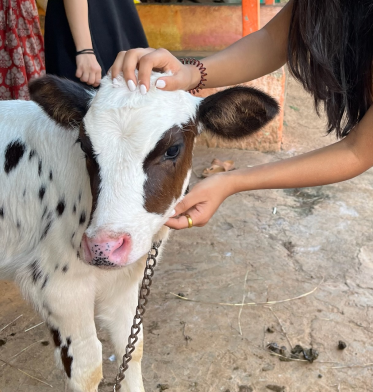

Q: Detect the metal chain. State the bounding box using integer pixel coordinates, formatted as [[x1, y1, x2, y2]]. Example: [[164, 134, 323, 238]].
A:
[[113, 241, 162, 391]]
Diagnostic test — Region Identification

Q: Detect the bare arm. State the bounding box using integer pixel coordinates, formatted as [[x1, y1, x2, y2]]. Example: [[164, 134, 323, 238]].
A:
[[111, 1, 293, 92], [63, 0, 101, 86], [230, 107, 373, 192], [167, 106, 373, 229], [200, 0, 293, 89]]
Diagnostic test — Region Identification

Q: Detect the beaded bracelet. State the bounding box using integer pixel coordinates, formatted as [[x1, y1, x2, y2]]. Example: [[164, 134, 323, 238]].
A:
[[76, 49, 95, 56], [180, 58, 207, 95]]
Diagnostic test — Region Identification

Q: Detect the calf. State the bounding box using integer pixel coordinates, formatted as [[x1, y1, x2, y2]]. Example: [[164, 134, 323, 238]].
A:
[[0, 73, 278, 391]]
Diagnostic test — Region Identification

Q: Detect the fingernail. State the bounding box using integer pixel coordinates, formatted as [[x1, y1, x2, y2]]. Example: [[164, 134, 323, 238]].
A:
[[140, 84, 147, 95], [156, 79, 166, 89], [127, 79, 136, 92], [171, 209, 176, 216]]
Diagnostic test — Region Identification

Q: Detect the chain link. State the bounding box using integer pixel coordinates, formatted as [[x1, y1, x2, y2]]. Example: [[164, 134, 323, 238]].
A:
[[113, 241, 162, 391]]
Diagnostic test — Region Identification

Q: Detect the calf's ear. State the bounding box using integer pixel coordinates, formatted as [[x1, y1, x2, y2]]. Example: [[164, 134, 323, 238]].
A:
[[28, 75, 93, 129], [196, 86, 279, 139]]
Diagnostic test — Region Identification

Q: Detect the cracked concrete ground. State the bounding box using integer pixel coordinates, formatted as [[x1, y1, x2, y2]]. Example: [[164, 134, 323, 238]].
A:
[[1, 76, 373, 392]]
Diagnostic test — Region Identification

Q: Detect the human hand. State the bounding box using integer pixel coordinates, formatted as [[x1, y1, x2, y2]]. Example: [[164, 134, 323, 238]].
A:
[[166, 173, 233, 230], [76, 54, 102, 87], [110, 48, 201, 94]]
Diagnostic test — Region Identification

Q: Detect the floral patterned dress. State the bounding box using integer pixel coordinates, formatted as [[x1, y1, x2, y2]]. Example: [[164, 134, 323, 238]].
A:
[[0, 0, 45, 100]]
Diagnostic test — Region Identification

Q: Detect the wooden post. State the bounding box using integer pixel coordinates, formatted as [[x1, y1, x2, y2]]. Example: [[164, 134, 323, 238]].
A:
[[242, 0, 260, 36]]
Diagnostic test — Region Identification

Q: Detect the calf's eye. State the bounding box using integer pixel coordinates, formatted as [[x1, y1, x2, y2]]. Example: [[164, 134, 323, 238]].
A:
[[164, 145, 180, 159]]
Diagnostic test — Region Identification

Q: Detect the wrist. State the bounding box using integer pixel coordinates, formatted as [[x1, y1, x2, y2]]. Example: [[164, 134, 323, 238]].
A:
[[224, 168, 256, 195], [185, 64, 202, 91], [75, 42, 94, 52]]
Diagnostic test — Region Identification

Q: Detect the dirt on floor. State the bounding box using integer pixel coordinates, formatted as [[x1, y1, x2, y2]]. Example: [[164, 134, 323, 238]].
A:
[[1, 76, 373, 392]]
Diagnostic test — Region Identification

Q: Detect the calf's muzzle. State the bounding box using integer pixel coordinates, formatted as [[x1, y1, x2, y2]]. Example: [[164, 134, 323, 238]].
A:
[[82, 233, 132, 267]]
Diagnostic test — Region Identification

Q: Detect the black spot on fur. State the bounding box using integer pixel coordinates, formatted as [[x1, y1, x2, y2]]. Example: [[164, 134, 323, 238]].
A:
[[61, 337, 73, 378], [16, 221, 20, 230], [62, 265, 68, 273], [39, 186, 46, 201], [40, 220, 53, 240], [78, 192, 82, 203], [49, 170, 53, 181], [0, 208, 4, 218], [50, 328, 62, 347], [38, 160, 42, 176], [77, 251, 80, 258], [31, 260, 42, 283], [72, 204, 76, 214], [56, 200, 65, 216], [4, 140, 26, 174], [54, 264, 59, 271], [79, 211, 86, 225], [29, 150, 36, 160], [41, 275, 48, 290], [23, 189, 26, 197], [71, 232, 75, 239]]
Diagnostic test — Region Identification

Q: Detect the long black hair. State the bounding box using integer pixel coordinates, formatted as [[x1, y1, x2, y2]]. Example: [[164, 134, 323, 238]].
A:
[[287, 0, 373, 138]]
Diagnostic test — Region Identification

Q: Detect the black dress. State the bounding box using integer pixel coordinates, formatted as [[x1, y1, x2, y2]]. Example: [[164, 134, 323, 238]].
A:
[[44, 0, 148, 85]]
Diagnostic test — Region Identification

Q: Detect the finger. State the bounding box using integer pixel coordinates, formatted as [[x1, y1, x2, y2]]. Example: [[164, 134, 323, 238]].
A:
[[137, 48, 171, 94], [111, 51, 126, 79], [87, 72, 96, 86], [75, 67, 83, 79], [165, 215, 191, 230], [173, 192, 200, 216], [93, 72, 101, 87], [122, 49, 152, 91], [155, 73, 184, 92], [80, 71, 89, 83]]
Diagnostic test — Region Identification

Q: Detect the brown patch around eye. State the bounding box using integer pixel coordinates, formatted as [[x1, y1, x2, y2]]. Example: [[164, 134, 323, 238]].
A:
[[143, 123, 197, 215]]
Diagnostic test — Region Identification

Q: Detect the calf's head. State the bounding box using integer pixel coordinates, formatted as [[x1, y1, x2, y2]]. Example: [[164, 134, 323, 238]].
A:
[[29, 74, 279, 268]]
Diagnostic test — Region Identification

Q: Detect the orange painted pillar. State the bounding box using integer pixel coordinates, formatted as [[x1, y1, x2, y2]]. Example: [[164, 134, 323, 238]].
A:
[[265, 0, 275, 5], [242, 0, 260, 36]]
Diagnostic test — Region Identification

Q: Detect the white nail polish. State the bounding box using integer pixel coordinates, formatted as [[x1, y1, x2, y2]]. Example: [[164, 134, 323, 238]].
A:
[[156, 79, 166, 89], [127, 80, 136, 92], [140, 84, 147, 95]]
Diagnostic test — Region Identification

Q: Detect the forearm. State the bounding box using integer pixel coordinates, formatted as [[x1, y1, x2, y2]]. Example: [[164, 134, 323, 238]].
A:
[[227, 107, 373, 194], [63, 0, 92, 51], [229, 143, 363, 194], [188, 1, 293, 90]]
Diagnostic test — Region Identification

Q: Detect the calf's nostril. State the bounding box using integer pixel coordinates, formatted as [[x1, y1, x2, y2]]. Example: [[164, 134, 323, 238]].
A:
[[111, 238, 125, 257]]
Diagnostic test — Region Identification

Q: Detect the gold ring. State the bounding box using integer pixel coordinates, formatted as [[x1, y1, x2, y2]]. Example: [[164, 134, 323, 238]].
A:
[[185, 214, 193, 229]]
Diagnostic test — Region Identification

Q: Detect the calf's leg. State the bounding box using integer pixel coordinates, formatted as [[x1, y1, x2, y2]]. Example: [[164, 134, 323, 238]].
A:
[[20, 253, 103, 392]]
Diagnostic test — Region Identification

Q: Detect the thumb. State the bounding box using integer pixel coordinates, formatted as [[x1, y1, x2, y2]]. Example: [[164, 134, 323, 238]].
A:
[[173, 192, 198, 217], [155, 72, 189, 92]]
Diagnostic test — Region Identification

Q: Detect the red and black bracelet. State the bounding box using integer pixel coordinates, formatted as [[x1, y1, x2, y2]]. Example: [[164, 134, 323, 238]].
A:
[[180, 58, 207, 95]]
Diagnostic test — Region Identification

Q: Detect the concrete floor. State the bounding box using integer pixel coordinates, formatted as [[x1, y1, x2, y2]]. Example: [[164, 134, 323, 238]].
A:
[[1, 77, 373, 392]]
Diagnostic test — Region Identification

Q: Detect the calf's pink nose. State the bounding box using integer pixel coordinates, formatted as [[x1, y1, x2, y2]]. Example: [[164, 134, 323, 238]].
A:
[[83, 235, 132, 266]]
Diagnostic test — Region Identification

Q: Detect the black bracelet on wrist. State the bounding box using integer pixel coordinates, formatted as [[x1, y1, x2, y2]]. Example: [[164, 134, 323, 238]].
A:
[[76, 49, 95, 56]]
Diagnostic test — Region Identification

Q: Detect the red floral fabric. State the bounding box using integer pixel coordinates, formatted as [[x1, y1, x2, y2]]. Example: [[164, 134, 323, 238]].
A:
[[0, 0, 45, 100]]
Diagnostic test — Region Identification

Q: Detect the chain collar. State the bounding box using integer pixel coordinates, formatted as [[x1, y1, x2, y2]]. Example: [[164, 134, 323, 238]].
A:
[[113, 241, 162, 391]]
